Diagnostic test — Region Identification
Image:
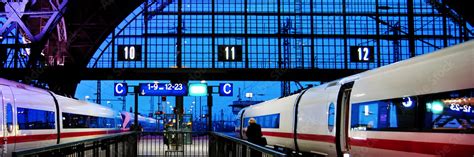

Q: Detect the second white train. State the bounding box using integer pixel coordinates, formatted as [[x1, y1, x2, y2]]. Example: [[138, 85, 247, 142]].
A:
[[237, 41, 474, 156]]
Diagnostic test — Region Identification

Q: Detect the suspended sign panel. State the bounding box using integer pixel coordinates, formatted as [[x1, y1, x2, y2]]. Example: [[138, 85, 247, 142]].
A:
[[114, 83, 128, 96], [118, 45, 142, 61], [139, 83, 187, 96], [218, 45, 242, 62], [219, 83, 233, 96], [350, 46, 374, 63], [188, 83, 208, 96]]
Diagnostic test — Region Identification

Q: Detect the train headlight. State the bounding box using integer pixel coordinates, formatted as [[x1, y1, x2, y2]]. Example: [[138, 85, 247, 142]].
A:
[[343, 153, 351, 157]]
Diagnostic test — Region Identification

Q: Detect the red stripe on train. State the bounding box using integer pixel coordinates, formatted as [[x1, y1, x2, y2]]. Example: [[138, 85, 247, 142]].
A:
[[350, 138, 474, 157], [262, 131, 335, 143], [5, 130, 127, 143], [11, 134, 58, 143], [262, 131, 293, 138], [262, 131, 474, 156]]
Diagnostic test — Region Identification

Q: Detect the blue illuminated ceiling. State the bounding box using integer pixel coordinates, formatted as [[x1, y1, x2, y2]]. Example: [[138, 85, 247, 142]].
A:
[[86, 0, 472, 71]]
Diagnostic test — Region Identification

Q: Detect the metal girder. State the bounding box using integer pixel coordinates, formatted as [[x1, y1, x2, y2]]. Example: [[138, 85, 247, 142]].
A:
[[116, 33, 452, 40], [138, 11, 449, 17], [146, 0, 173, 20], [0, 0, 68, 42], [0, 68, 365, 82]]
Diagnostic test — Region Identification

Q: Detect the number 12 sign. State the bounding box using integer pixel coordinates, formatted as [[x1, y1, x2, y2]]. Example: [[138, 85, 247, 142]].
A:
[[350, 46, 374, 63]]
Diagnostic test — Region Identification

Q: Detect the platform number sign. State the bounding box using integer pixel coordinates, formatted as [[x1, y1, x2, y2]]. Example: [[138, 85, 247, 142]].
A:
[[350, 46, 374, 62], [219, 83, 233, 96], [118, 45, 141, 61], [218, 45, 242, 62], [114, 83, 128, 96]]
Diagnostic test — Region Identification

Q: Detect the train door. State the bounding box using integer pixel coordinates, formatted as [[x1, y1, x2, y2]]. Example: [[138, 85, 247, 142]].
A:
[[0, 90, 4, 156], [239, 109, 245, 139], [0, 85, 16, 155], [335, 82, 353, 157]]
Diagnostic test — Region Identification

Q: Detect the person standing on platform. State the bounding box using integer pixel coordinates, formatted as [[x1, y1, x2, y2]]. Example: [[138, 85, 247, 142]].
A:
[[246, 118, 265, 157], [246, 118, 263, 145]]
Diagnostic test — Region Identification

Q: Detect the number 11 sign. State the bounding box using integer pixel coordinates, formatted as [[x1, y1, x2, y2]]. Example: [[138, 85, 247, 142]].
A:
[[218, 45, 242, 62]]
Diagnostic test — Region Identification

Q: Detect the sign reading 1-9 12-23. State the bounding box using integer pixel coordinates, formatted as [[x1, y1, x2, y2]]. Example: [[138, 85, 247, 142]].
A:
[[118, 45, 142, 61]]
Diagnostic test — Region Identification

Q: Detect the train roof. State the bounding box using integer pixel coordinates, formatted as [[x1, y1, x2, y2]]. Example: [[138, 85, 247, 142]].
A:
[[326, 40, 474, 88], [57, 94, 118, 117], [0, 78, 51, 95], [245, 41, 474, 110]]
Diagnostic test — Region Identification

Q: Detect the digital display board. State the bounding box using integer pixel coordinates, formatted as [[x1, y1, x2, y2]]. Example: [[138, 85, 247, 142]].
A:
[[350, 46, 374, 62], [118, 45, 142, 61], [138, 83, 187, 96], [188, 83, 208, 96], [218, 45, 242, 62]]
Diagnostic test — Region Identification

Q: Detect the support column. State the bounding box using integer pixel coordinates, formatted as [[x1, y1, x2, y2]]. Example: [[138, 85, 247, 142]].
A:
[[176, 95, 183, 130], [342, 0, 348, 69], [134, 86, 139, 131], [442, 0, 448, 47], [112, 30, 116, 69], [310, 0, 315, 69], [207, 86, 213, 132], [14, 24, 19, 69], [407, 0, 416, 57], [244, 0, 249, 68], [277, 0, 282, 69], [177, 0, 183, 68], [144, 0, 148, 68], [375, 0, 381, 67], [212, 0, 215, 68]]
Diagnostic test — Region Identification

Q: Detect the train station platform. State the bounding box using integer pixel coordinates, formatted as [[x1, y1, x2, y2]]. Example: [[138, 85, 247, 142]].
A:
[[138, 132, 209, 156]]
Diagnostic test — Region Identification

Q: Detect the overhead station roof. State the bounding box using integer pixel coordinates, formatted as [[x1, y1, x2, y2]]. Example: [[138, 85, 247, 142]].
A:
[[65, 0, 143, 68]]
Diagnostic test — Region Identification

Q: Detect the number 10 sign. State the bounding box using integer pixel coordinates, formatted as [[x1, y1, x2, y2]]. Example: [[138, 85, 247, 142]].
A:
[[118, 45, 142, 61]]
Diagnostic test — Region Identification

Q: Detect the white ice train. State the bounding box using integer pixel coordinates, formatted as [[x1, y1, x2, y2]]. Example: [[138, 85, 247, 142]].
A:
[[237, 41, 474, 157], [0, 79, 157, 156]]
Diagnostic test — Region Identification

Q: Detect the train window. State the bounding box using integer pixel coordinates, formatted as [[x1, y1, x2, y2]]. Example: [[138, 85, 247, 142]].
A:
[[17, 108, 55, 130], [6, 103, 13, 132], [424, 89, 473, 133], [243, 113, 280, 128], [62, 113, 115, 129], [351, 96, 417, 131], [116, 114, 122, 128], [328, 102, 335, 132]]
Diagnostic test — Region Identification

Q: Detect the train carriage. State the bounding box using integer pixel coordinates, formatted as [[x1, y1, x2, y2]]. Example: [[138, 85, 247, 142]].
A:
[[0, 78, 157, 157], [237, 41, 474, 156]]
